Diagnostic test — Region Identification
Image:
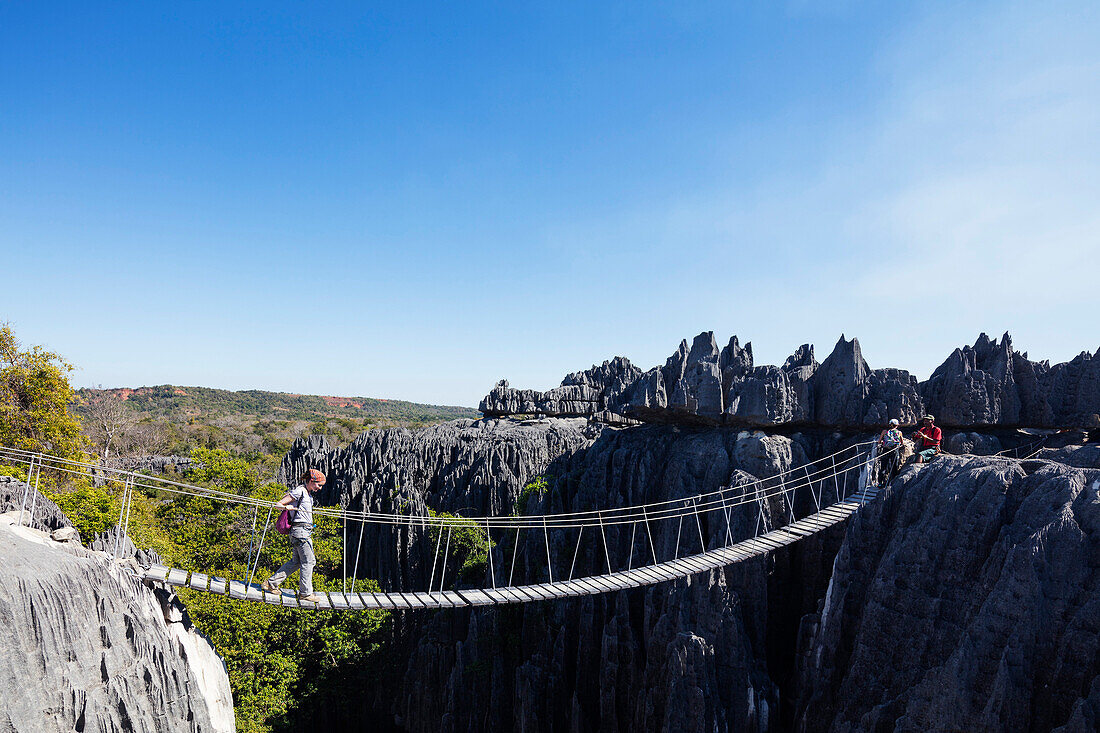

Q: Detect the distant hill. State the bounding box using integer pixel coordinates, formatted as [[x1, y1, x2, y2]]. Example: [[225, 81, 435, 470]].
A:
[[74, 385, 479, 458], [78, 385, 477, 423]]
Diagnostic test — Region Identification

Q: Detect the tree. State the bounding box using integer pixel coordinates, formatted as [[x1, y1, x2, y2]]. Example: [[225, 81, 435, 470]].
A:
[[82, 391, 135, 460], [0, 324, 86, 459]]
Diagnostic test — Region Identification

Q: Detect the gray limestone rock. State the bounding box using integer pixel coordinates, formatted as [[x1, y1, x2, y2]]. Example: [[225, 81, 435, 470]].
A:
[[281, 418, 860, 732], [921, 332, 1053, 427], [0, 475, 75, 536], [794, 455, 1100, 732], [1043, 347, 1100, 428], [482, 330, 1099, 431], [944, 431, 1002, 456], [479, 357, 641, 421], [0, 523, 234, 732], [724, 344, 816, 426]]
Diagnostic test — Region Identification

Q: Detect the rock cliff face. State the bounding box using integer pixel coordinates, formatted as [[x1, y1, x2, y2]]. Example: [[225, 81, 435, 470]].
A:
[[479, 357, 642, 424], [281, 416, 1098, 732], [794, 451, 1100, 732], [282, 419, 866, 732], [481, 331, 1100, 430], [0, 521, 234, 732]]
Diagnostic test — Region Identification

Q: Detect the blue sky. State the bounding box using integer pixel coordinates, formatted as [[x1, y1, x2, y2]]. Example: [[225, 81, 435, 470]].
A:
[[2, 1, 1097, 407]]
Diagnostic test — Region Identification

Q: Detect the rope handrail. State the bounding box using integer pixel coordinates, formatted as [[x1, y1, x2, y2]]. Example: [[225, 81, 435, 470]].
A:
[[0, 442, 882, 529]]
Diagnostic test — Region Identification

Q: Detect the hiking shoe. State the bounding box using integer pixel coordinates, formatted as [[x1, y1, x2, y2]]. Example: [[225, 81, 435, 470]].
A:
[[261, 579, 280, 592], [298, 594, 322, 603]]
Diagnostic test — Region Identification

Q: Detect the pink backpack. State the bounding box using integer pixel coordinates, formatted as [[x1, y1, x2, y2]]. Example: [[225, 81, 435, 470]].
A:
[[275, 492, 300, 535]]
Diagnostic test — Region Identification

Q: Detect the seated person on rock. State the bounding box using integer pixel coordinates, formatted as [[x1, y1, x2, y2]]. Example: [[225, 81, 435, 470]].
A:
[[876, 419, 904, 484], [914, 415, 942, 463]]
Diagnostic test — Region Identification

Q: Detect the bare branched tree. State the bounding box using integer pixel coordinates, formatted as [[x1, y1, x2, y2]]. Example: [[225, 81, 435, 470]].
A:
[[82, 392, 136, 460]]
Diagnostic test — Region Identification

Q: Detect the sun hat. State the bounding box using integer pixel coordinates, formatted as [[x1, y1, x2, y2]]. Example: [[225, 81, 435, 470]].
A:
[[889, 419, 899, 426]]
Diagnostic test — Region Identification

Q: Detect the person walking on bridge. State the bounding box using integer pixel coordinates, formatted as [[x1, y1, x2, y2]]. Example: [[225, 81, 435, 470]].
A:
[[262, 468, 325, 603], [914, 415, 942, 463]]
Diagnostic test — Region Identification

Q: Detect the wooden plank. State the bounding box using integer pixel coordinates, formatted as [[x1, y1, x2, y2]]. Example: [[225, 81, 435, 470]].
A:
[[480, 588, 517, 604], [228, 581, 249, 600], [165, 568, 189, 587], [455, 589, 497, 606], [436, 591, 468, 608], [522, 584, 559, 601], [208, 577, 229, 595], [381, 592, 410, 610], [143, 565, 170, 582], [579, 575, 621, 594], [626, 566, 666, 586], [188, 572, 210, 591], [399, 592, 428, 610], [329, 593, 350, 610]]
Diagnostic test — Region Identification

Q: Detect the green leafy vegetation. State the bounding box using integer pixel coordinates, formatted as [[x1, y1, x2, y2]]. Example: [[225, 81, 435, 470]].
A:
[[127, 452, 392, 733], [0, 326, 405, 732], [74, 384, 478, 457], [427, 508, 495, 583], [518, 474, 551, 514], [0, 324, 87, 460]]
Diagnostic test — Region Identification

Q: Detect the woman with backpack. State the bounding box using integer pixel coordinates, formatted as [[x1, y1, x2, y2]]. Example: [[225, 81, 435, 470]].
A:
[[262, 468, 325, 603], [876, 419, 904, 485]]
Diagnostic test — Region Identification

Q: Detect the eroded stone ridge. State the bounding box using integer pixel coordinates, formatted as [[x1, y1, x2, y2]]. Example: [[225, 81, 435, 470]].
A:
[[479, 356, 641, 424], [482, 331, 1100, 429], [0, 524, 234, 732], [794, 450, 1100, 731]]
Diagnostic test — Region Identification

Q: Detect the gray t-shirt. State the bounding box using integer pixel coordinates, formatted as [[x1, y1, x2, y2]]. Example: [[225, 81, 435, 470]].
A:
[[286, 485, 314, 526]]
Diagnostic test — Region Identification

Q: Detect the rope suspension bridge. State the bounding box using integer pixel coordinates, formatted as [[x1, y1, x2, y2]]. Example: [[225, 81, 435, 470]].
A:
[[1, 442, 889, 611]]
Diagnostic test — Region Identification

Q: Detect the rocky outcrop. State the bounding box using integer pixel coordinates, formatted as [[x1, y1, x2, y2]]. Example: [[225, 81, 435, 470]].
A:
[[280, 419, 865, 732], [280, 418, 599, 591], [1043, 348, 1100, 428], [921, 332, 1053, 427], [794, 454, 1100, 732], [479, 357, 641, 423], [0, 522, 234, 732], [616, 334, 921, 429], [482, 331, 1100, 431], [0, 475, 75, 536]]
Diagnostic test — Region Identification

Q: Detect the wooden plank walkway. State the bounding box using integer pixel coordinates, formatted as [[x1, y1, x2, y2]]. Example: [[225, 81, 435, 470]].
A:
[[139, 487, 878, 611]]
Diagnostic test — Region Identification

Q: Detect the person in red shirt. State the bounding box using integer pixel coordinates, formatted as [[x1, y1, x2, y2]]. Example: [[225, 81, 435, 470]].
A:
[[914, 415, 942, 463]]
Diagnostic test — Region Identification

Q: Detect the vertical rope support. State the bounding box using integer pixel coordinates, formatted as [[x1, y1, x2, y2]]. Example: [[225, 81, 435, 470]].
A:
[[719, 487, 734, 546], [485, 519, 496, 589], [120, 474, 135, 549], [598, 511, 612, 574], [543, 517, 553, 584], [17, 453, 36, 528], [351, 515, 366, 591], [805, 466, 820, 512], [112, 475, 132, 559], [437, 525, 452, 596], [692, 498, 707, 553], [509, 526, 522, 586], [642, 508, 657, 565], [831, 454, 842, 503], [245, 505, 259, 578], [568, 526, 584, 581], [674, 509, 684, 560], [627, 522, 636, 571], [780, 476, 795, 524], [247, 506, 274, 589], [841, 455, 849, 499], [27, 457, 42, 522], [428, 518, 444, 596]]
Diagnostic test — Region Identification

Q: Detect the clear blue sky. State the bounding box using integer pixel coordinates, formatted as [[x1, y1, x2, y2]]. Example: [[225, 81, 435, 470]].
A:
[[2, 1, 1097, 407]]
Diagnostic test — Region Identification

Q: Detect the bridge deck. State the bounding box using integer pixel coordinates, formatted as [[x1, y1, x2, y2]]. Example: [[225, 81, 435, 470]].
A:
[[139, 487, 879, 610]]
